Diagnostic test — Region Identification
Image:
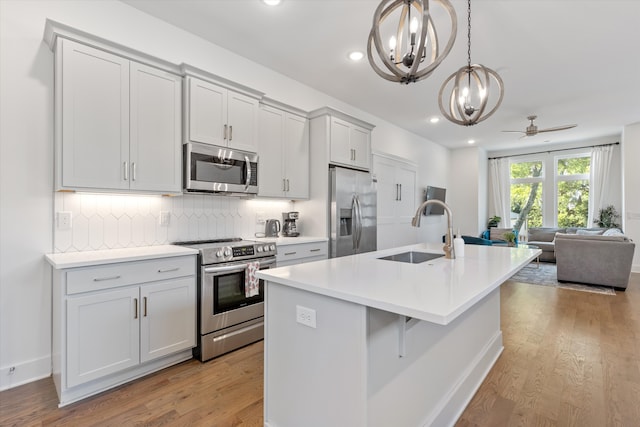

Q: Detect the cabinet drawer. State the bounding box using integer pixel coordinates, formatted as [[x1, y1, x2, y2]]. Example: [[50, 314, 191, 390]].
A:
[[66, 256, 195, 295], [277, 242, 328, 265]]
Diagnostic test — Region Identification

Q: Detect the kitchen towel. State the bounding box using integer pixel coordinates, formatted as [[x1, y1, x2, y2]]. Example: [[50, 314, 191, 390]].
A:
[[245, 261, 260, 297]]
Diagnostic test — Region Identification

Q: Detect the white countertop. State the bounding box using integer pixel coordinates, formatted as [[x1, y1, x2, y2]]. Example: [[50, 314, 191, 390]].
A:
[[255, 236, 328, 245], [257, 242, 541, 325], [45, 245, 198, 269]]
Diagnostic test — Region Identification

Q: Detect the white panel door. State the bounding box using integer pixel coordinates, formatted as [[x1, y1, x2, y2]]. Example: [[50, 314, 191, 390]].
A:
[[258, 105, 286, 197], [61, 39, 129, 190], [329, 117, 352, 166], [188, 77, 227, 146], [283, 113, 309, 199], [350, 125, 371, 170], [140, 278, 196, 363], [66, 287, 139, 387], [227, 90, 259, 153], [129, 63, 182, 193]]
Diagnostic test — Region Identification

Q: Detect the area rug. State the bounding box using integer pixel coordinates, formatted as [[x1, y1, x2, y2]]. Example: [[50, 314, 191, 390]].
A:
[[508, 262, 616, 295]]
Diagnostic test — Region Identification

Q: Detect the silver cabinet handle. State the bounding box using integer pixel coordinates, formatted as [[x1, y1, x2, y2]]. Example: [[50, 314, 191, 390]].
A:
[[131, 162, 136, 181], [284, 251, 297, 256], [223, 124, 228, 140], [93, 275, 121, 282], [229, 125, 233, 141], [143, 296, 147, 317], [353, 149, 356, 161], [283, 178, 286, 192], [158, 267, 179, 273], [134, 298, 138, 319], [286, 179, 290, 192], [310, 248, 321, 253], [399, 184, 402, 201], [123, 161, 128, 181]]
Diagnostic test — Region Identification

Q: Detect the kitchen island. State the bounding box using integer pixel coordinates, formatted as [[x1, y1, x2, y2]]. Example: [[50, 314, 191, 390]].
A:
[[257, 242, 541, 427]]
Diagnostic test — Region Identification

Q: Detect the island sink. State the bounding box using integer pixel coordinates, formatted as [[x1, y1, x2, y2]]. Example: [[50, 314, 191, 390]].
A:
[[378, 251, 443, 264]]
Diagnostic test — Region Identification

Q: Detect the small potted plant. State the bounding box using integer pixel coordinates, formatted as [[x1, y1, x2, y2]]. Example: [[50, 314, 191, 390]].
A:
[[503, 231, 517, 247], [594, 205, 620, 229], [487, 216, 501, 228]]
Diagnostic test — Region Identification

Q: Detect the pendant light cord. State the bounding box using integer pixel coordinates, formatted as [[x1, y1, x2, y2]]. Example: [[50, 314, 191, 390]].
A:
[[467, 0, 472, 69]]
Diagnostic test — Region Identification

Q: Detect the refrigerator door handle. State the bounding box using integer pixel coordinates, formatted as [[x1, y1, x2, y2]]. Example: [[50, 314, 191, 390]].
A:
[[351, 195, 358, 250], [355, 195, 363, 250]]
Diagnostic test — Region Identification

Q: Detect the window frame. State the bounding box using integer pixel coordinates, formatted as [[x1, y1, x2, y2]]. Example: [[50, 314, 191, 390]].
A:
[[553, 152, 591, 227]]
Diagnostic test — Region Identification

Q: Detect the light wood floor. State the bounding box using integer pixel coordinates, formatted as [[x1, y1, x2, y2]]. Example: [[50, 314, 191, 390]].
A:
[[2, 272, 639, 426]]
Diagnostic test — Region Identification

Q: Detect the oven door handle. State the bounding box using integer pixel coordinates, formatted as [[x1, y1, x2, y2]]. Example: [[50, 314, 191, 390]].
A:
[[204, 264, 248, 274]]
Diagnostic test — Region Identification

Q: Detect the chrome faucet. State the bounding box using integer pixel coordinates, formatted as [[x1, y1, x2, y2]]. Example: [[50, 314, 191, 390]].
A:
[[411, 200, 455, 259]]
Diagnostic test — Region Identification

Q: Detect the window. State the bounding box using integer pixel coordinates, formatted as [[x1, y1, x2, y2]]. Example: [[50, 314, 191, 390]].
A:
[[556, 155, 590, 227], [509, 152, 591, 232], [510, 160, 543, 231]]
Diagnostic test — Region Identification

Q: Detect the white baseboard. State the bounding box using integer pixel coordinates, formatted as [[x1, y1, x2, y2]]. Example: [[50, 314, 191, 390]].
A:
[[632, 264, 640, 274], [0, 355, 51, 391]]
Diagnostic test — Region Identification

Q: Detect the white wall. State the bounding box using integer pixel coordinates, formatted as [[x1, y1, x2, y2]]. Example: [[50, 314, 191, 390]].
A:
[[0, 0, 452, 389], [622, 123, 640, 273]]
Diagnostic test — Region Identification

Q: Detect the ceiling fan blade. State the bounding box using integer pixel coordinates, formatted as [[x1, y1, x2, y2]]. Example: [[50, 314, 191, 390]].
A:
[[501, 130, 526, 133], [537, 124, 577, 133]]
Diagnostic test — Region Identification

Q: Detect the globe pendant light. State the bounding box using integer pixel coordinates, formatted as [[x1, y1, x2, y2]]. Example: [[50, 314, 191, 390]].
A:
[[438, 0, 504, 125], [367, 0, 457, 85]]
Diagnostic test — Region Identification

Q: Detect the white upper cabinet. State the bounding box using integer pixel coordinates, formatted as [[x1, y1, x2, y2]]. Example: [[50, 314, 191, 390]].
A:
[[258, 100, 309, 199], [60, 39, 130, 191], [130, 63, 182, 193], [309, 107, 374, 171], [183, 67, 264, 153], [55, 37, 182, 193]]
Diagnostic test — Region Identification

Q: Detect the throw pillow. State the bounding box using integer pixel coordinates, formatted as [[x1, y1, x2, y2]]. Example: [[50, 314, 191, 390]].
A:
[[603, 228, 624, 236]]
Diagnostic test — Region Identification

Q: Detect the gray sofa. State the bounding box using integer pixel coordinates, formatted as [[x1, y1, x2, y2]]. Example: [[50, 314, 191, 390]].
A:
[[555, 233, 635, 290], [526, 227, 612, 262]]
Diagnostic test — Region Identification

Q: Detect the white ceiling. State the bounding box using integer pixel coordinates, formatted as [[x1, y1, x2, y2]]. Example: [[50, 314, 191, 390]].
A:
[[122, 0, 640, 152]]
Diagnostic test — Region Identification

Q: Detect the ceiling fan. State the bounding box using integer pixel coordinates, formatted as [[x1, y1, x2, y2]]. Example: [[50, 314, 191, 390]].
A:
[[503, 115, 577, 138]]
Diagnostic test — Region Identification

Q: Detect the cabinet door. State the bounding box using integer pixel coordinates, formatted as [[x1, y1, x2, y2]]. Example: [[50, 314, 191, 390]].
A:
[[257, 105, 286, 197], [227, 90, 259, 153], [66, 287, 139, 387], [283, 114, 309, 199], [140, 278, 196, 363], [61, 39, 129, 190], [350, 125, 371, 170], [188, 77, 227, 146], [329, 117, 353, 167], [130, 63, 182, 193]]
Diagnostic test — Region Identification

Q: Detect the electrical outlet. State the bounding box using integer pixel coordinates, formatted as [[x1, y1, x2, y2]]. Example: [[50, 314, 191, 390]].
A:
[[159, 211, 170, 226], [296, 305, 316, 328], [56, 211, 72, 229]]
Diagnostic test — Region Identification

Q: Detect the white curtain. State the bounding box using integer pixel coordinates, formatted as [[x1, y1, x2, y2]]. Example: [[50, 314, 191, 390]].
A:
[[488, 158, 512, 228], [587, 145, 615, 227]]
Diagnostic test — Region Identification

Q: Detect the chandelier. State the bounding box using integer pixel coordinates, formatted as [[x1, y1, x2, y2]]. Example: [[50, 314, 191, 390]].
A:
[[367, 0, 457, 84], [438, 0, 503, 126]]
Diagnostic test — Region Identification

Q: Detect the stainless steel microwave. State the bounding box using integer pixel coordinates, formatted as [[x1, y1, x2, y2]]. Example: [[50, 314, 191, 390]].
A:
[[183, 142, 258, 195]]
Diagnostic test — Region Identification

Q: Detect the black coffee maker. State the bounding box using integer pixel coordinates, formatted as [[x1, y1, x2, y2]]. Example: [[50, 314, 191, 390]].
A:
[[282, 212, 300, 237]]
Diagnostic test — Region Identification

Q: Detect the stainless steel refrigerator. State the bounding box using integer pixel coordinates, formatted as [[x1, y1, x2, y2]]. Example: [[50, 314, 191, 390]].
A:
[[330, 166, 377, 258]]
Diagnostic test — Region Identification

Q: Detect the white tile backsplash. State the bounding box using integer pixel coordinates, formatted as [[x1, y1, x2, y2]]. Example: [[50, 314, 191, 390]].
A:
[[53, 192, 295, 253]]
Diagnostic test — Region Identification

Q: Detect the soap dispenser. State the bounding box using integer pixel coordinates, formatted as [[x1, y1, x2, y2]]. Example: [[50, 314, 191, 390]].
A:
[[454, 229, 464, 258]]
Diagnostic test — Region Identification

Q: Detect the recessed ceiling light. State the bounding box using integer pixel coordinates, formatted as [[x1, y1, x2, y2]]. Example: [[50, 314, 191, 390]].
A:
[[348, 51, 364, 61], [262, 0, 281, 6], [429, 116, 440, 124], [467, 139, 476, 144]]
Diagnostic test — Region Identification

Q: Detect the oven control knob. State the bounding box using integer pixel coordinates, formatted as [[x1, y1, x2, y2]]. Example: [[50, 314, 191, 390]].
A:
[[257, 246, 263, 253], [263, 245, 270, 252], [216, 250, 223, 258], [224, 248, 232, 257], [269, 244, 276, 251]]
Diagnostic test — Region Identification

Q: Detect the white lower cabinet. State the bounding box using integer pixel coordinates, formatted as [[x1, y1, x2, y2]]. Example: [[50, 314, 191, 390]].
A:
[[276, 240, 328, 267], [52, 255, 196, 406]]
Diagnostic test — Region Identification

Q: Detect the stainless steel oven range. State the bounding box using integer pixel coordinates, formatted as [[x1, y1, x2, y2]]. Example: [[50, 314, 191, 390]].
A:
[[174, 238, 276, 362]]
